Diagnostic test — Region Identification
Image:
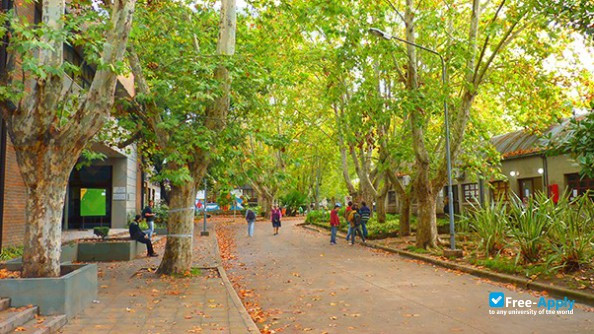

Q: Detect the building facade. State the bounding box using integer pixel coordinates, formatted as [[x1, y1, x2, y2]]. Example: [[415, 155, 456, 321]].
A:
[[386, 118, 594, 216]]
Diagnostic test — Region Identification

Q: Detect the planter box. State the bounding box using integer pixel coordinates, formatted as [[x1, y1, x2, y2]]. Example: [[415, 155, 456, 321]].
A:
[[154, 227, 168, 236], [0, 263, 97, 317], [77, 239, 146, 262]]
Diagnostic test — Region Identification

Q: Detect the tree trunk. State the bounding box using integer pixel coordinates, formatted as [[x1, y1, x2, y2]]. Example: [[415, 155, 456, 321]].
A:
[[399, 195, 411, 237], [158, 181, 196, 274], [19, 151, 73, 277], [376, 190, 388, 224], [415, 190, 438, 248], [259, 194, 273, 219]]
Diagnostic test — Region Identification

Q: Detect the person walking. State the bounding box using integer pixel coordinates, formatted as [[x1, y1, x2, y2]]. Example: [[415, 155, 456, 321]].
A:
[[329, 204, 340, 245], [347, 204, 365, 245], [359, 202, 371, 238], [129, 215, 158, 257], [142, 200, 156, 238], [344, 201, 353, 241], [245, 205, 256, 237], [271, 205, 282, 235]]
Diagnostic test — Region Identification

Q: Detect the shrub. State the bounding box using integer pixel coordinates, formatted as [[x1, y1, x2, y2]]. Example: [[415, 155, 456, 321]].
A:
[[306, 209, 330, 223], [153, 202, 169, 226], [508, 194, 551, 264], [280, 191, 308, 216], [464, 200, 508, 256], [548, 194, 594, 272], [0, 246, 23, 261], [93, 226, 110, 240]]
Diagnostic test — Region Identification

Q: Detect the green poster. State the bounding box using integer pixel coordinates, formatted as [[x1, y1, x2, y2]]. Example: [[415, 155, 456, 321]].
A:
[[80, 188, 107, 217]]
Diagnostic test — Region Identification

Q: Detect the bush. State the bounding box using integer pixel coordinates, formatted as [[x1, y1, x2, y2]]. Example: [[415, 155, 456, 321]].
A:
[[0, 246, 23, 261], [464, 200, 508, 256], [93, 226, 110, 240], [508, 194, 551, 264], [153, 202, 169, 226], [280, 191, 308, 216], [548, 194, 594, 272], [306, 209, 330, 223]]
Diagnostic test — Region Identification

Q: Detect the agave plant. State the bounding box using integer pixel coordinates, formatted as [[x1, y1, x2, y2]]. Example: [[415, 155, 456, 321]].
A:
[[466, 200, 509, 256], [548, 193, 594, 272], [508, 194, 554, 264]]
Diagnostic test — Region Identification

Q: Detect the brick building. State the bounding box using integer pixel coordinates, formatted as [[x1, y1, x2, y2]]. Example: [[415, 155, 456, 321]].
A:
[[0, 0, 159, 250]]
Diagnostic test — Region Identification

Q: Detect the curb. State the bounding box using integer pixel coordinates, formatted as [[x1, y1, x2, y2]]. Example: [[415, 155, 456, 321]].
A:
[[211, 225, 261, 333], [301, 223, 594, 307]]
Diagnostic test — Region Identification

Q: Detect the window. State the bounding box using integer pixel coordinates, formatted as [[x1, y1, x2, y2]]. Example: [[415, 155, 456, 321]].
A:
[[490, 181, 509, 202], [243, 188, 257, 203], [388, 190, 397, 204], [462, 183, 479, 202], [566, 173, 594, 200]]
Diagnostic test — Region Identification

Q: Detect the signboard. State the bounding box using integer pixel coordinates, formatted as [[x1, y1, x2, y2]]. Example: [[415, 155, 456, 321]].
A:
[[113, 187, 126, 194], [80, 188, 107, 217]]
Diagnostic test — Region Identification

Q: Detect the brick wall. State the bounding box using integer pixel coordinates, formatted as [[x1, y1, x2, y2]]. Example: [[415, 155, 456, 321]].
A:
[[2, 134, 26, 247]]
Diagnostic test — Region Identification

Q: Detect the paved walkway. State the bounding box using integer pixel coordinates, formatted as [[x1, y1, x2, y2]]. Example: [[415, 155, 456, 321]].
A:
[[59, 224, 253, 334], [222, 218, 594, 334]]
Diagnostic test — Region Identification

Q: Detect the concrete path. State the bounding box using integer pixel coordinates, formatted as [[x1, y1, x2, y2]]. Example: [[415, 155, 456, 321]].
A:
[[59, 225, 253, 334], [223, 218, 593, 334]]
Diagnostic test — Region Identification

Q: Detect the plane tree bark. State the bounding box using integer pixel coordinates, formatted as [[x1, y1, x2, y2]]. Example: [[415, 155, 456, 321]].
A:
[[0, 0, 136, 277]]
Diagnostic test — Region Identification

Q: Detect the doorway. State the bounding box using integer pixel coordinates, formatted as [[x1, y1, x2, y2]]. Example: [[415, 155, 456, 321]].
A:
[[65, 166, 112, 229]]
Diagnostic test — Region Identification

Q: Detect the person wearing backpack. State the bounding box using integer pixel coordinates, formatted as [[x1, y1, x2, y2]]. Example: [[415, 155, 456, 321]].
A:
[[245, 205, 256, 237], [344, 201, 353, 241], [271, 205, 282, 235], [347, 204, 365, 245], [359, 202, 371, 238]]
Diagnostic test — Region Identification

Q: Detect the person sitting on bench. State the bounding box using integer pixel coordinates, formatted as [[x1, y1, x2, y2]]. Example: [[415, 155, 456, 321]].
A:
[[129, 215, 158, 257]]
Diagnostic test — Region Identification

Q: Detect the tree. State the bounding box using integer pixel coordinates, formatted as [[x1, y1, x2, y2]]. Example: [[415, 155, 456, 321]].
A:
[[125, 0, 237, 274], [0, 0, 136, 277]]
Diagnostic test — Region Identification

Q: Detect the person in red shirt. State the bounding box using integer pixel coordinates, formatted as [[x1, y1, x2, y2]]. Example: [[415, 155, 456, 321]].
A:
[[330, 205, 341, 245]]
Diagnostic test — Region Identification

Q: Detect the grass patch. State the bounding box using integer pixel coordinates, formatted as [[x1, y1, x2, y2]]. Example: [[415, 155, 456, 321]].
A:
[[406, 246, 429, 254], [0, 246, 23, 261]]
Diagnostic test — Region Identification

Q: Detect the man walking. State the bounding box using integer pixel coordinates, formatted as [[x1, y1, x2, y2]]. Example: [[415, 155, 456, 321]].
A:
[[142, 200, 156, 238], [245, 205, 256, 237], [359, 202, 371, 238], [347, 204, 365, 245], [329, 204, 340, 245], [344, 201, 353, 241]]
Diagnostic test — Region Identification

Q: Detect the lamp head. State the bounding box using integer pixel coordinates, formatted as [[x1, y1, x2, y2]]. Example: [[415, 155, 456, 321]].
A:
[[369, 28, 392, 40]]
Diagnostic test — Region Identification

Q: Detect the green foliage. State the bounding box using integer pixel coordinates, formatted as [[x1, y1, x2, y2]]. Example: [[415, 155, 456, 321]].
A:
[[93, 226, 110, 240], [508, 195, 552, 264], [280, 191, 308, 216], [547, 112, 594, 178], [0, 246, 23, 261], [153, 202, 169, 226], [547, 194, 594, 272], [463, 201, 508, 256]]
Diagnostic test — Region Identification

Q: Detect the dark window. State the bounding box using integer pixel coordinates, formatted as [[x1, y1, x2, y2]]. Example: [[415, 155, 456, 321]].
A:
[[462, 183, 479, 202], [490, 181, 509, 202], [388, 190, 397, 204], [566, 173, 594, 200], [63, 44, 95, 88]]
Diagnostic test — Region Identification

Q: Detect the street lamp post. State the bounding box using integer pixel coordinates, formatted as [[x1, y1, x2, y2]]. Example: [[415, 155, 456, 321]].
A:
[[201, 178, 209, 236], [369, 28, 458, 252]]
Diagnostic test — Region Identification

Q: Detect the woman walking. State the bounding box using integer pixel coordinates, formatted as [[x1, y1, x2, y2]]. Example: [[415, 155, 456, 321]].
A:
[[271, 205, 282, 235]]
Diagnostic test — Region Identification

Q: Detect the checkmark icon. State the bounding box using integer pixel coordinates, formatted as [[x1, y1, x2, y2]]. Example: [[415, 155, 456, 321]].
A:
[[489, 292, 505, 308]]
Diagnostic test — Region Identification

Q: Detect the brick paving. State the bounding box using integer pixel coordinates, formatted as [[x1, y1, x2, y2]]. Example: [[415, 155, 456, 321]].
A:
[[59, 224, 253, 334]]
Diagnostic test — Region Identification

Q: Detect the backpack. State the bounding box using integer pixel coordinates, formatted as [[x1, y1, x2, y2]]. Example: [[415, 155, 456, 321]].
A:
[[353, 212, 362, 226], [246, 209, 256, 221]]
